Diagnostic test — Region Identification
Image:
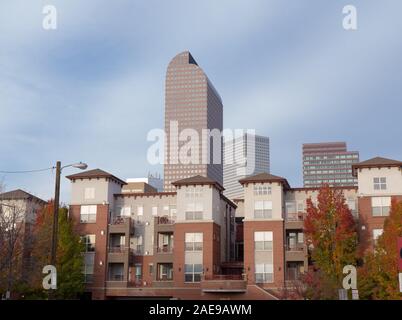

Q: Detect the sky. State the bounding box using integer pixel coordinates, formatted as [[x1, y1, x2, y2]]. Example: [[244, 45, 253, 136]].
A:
[[1, 0, 402, 203]]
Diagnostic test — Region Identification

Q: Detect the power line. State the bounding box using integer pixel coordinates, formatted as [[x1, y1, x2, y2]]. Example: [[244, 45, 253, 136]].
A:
[[0, 167, 55, 174]]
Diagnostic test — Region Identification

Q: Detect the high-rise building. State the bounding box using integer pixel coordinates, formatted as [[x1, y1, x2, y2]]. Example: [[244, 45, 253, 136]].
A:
[[164, 51, 223, 191], [223, 133, 270, 200], [302, 142, 359, 188]]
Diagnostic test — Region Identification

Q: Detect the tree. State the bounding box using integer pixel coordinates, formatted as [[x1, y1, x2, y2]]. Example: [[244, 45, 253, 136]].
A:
[[303, 184, 358, 299], [0, 199, 28, 299], [25, 202, 84, 299], [358, 199, 402, 300]]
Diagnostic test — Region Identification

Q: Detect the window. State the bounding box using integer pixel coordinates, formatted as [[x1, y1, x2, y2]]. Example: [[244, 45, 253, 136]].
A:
[[184, 264, 202, 282], [254, 232, 273, 251], [373, 229, 383, 245], [80, 205, 97, 223], [253, 185, 271, 196], [185, 203, 203, 220], [347, 199, 356, 212], [83, 252, 95, 283], [84, 187, 95, 200], [135, 264, 142, 281], [137, 206, 143, 216], [149, 263, 154, 275], [373, 177, 387, 190], [81, 234, 95, 252], [285, 201, 296, 214], [120, 206, 131, 217], [371, 197, 391, 216], [255, 264, 273, 283], [152, 206, 158, 216], [185, 187, 202, 198], [254, 201, 272, 219], [185, 233, 203, 251], [297, 201, 305, 213]]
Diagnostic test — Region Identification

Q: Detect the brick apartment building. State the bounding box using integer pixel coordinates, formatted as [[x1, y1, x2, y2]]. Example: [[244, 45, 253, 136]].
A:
[[66, 156, 402, 300]]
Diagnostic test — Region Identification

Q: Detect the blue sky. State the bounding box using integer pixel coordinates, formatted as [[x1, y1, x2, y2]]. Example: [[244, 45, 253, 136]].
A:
[[1, 0, 402, 203]]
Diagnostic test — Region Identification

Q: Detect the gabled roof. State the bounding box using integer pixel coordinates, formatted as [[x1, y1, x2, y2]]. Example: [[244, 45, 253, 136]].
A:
[[172, 175, 224, 191], [66, 169, 126, 185], [352, 157, 402, 175], [0, 189, 46, 204], [239, 172, 291, 189]]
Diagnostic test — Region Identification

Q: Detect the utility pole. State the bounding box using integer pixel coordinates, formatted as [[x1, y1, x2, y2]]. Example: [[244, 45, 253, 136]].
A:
[[51, 161, 61, 267]]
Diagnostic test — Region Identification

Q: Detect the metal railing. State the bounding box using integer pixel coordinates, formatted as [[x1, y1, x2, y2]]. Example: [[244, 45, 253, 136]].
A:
[[285, 244, 305, 251], [286, 212, 304, 222], [156, 246, 174, 253], [202, 274, 245, 281], [157, 216, 175, 225]]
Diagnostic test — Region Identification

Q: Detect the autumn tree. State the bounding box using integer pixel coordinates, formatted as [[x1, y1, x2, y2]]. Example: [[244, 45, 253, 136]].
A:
[[358, 199, 402, 300], [22, 202, 85, 299], [304, 184, 358, 299]]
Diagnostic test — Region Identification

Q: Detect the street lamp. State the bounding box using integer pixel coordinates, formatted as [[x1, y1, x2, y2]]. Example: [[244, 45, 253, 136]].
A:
[[50, 162, 88, 268]]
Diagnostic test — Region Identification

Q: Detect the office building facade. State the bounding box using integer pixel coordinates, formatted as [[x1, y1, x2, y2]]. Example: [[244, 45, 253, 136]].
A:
[[164, 51, 223, 191], [303, 142, 359, 188], [223, 133, 270, 200]]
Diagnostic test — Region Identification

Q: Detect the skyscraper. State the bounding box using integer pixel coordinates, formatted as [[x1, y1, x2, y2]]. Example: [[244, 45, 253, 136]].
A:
[[164, 51, 223, 191], [223, 133, 270, 199], [302, 142, 359, 188]]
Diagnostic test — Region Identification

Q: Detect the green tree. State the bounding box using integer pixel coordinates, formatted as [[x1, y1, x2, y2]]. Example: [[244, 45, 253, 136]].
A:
[[358, 199, 402, 300], [304, 184, 358, 299], [23, 202, 84, 299]]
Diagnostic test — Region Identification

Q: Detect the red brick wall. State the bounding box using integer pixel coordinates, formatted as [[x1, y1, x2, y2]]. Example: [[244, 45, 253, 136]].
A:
[[70, 204, 110, 300], [244, 220, 285, 289]]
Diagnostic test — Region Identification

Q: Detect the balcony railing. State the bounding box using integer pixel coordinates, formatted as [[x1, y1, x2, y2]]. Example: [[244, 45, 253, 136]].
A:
[[286, 212, 304, 222], [157, 216, 175, 225], [285, 244, 305, 251], [111, 216, 128, 225], [108, 274, 124, 281], [156, 246, 174, 253], [203, 274, 245, 281], [108, 246, 135, 254]]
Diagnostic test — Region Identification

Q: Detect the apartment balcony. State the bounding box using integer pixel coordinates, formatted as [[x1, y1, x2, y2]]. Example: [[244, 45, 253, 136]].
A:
[[109, 216, 134, 235], [107, 246, 134, 263], [201, 274, 247, 293], [154, 216, 175, 233], [154, 246, 174, 263], [285, 212, 304, 229], [285, 245, 307, 262]]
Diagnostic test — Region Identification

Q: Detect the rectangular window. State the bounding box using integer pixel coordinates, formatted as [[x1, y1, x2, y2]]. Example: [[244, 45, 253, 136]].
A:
[[83, 252, 95, 283], [371, 197, 391, 216], [81, 234, 95, 252], [185, 203, 203, 220], [80, 205, 97, 223], [253, 185, 271, 195], [184, 264, 202, 282], [152, 206, 158, 216], [185, 233, 203, 251], [84, 188, 95, 200], [285, 201, 297, 214], [255, 264, 273, 283], [373, 229, 383, 246], [373, 177, 387, 190], [120, 206, 131, 217], [137, 206, 143, 216], [254, 201, 272, 219], [135, 264, 142, 281], [254, 231, 273, 251], [185, 187, 202, 198]]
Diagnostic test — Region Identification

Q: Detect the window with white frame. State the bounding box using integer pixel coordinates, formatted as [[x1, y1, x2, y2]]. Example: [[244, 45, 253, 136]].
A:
[[184, 264, 202, 282], [347, 199, 357, 214], [81, 234, 95, 252], [120, 206, 131, 217], [137, 206, 143, 216], [254, 201, 272, 219], [253, 185, 271, 196], [297, 201, 305, 213], [373, 177, 387, 190], [152, 206, 158, 216], [80, 205, 97, 223], [185, 203, 203, 220], [84, 187, 95, 200], [372, 229, 383, 245], [255, 264, 273, 283], [185, 233, 203, 251], [285, 201, 297, 214], [254, 231, 273, 251], [371, 197, 391, 216], [185, 187, 202, 198]]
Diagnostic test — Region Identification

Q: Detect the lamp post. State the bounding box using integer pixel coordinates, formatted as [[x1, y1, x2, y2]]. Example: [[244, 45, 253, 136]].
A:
[[50, 162, 88, 268]]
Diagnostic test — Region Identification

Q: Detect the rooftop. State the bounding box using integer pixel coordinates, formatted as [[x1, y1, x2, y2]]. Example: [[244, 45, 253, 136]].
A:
[[66, 169, 126, 185]]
